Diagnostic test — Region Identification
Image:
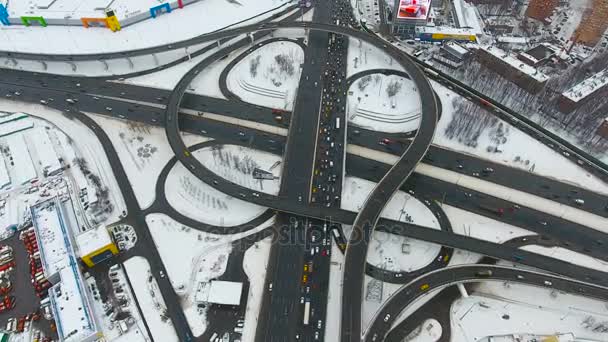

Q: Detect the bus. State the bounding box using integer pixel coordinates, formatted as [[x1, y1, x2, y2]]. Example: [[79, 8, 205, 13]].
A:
[[303, 301, 311, 325], [335, 117, 340, 130]]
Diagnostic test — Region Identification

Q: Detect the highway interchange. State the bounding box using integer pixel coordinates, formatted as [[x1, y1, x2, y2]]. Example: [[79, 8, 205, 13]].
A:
[[1, 1, 608, 341]]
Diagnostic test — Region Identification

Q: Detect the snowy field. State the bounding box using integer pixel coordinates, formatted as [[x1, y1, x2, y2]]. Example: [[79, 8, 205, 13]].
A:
[[0, 0, 291, 54], [403, 319, 442, 342], [362, 275, 405, 331], [242, 236, 272, 342], [453, 281, 608, 342], [164, 159, 269, 227], [342, 176, 441, 272], [347, 38, 405, 77], [431, 82, 608, 195], [443, 205, 534, 243], [146, 213, 275, 337], [90, 114, 209, 208], [346, 74, 421, 133], [124, 256, 178, 342], [195, 144, 282, 195], [227, 40, 305, 110]]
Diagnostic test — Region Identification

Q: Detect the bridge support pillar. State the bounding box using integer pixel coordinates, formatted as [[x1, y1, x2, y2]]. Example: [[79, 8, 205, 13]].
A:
[[185, 47, 191, 61], [152, 53, 159, 66], [126, 57, 134, 69], [39, 61, 47, 70], [457, 283, 468, 298]]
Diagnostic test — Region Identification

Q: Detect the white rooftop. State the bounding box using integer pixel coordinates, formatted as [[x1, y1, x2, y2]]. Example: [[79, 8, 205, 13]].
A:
[[33, 198, 99, 342], [0, 155, 9, 189], [417, 25, 477, 36], [196, 280, 243, 306], [480, 45, 549, 82], [562, 68, 608, 102], [445, 42, 469, 55], [30, 127, 62, 176], [452, 0, 484, 34], [50, 267, 98, 342], [75, 225, 112, 256], [4, 133, 37, 185], [31, 199, 72, 276]]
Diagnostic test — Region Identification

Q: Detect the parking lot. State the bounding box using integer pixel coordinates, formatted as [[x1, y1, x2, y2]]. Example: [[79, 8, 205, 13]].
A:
[[0, 232, 56, 338]]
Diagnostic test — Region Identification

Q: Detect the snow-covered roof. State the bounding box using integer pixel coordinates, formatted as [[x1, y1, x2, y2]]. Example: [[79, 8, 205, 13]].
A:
[[0, 118, 34, 138], [452, 0, 484, 34], [31, 198, 73, 277], [196, 280, 243, 306], [479, 46, 549, 82], [4, 133, 37, 185], [445, 42, 469, 55], [49, 267, 98, 342], [0, 113, 28, 125], [417, 25, 477, 36], [562, 68, 608, 102], [30, 127, 62, 176], [497, 36, 530, 44], [75, 226, 113, 256], [33, 198, 99, 342], [0, 156, 9, 189]]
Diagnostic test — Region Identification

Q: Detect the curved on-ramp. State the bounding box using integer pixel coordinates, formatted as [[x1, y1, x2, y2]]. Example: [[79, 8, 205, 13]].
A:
[[364, 264, 608, 342]]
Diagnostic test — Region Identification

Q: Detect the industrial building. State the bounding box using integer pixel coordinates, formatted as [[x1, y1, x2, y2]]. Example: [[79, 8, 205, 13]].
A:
[[29, 127, 63, 177], [5, 134, 37, 185], [525, 0, 558, 21], [416, 26, 477, 42], [31, 198, 101, 342], [558, 68, 608, 113], [76, 226, 119, 268], [572, 0, 608, 47], [195, 280, 244, 307]]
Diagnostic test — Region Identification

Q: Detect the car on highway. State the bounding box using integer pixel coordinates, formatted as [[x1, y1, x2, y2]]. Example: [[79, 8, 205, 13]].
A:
[[544, 280, 552, 286], [573, 198, 584, 205], [383, 313, 391, 322], [476, 270, 493, 277], [420, 283, 429, 291]]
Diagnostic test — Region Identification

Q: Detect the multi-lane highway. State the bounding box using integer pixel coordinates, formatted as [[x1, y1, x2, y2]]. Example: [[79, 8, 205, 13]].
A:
[[2, 7, 608, 342]]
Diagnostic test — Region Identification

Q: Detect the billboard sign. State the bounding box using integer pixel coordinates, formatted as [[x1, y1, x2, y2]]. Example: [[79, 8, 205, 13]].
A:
[[396, 0, 431, 20]]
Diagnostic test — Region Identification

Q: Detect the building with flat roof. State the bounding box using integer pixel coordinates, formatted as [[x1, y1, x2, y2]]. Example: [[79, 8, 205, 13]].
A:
[[76, 226, 118, 267], [559, 68, 608, 113], [392, 0, 432, 37], [473, 46, 548, 93], [525, 0, 558, 21], [31, 198, 100, 342], [195, 280, 243, 306], [596, 118, 608, 139], [5, 133, 37, 185], [572, 0, 608, 47], [518, 44, 556, 66], [29, 127, 63, 177]]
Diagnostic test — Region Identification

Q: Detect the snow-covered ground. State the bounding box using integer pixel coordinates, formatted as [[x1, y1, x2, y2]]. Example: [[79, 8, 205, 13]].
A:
[[85, 268, 149, 342], [164, 143, 279, 226], [242, 236, 272, 342], [403, 319, 442, 342], [165, 161, 268, 226], [432, 81, 608, 195], [346, 74, 421, 133], [195, 144, 282, 195], [0, 101, 127, 226], [342, 176, 441, 272], [444, 205, 534, 243], [362, 275, 405, 331], [123, 256, 178, 342], [452, 282, 608, 342], [90, 114, 210, 208], [227, 40, 305, 110], [146, 213, 275, 336], [347, 38, 405, 77], [324, 242, 345, 342], [0, 0, 291, 55]]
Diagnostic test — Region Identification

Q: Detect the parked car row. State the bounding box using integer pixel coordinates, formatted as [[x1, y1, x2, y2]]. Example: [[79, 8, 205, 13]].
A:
[[20, 227, 52, 298]]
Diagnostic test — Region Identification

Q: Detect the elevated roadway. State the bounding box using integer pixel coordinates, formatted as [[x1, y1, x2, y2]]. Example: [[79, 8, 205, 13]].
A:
[[364, 264, 608, 342]]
